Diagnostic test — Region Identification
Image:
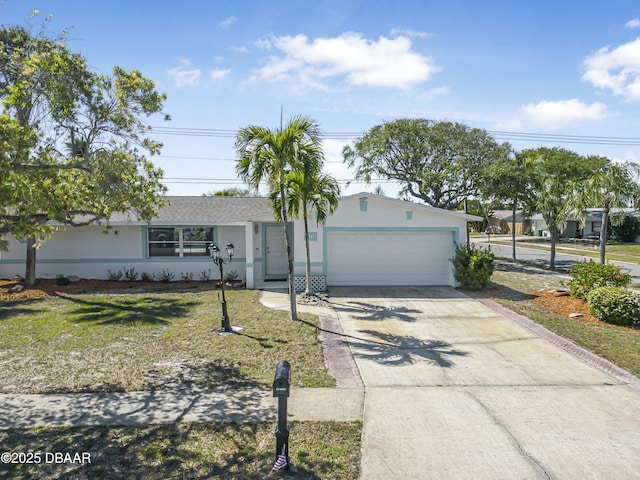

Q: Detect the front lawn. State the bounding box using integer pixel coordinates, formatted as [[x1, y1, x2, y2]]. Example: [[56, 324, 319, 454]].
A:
[[0, 285, 335, 394], [0, 421, 362, 480], [0, 283, 361, 479]]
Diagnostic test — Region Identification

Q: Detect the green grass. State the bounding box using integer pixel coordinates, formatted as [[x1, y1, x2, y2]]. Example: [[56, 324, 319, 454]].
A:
[[0, 286, 335, 394], [0, 421, 362, 479], [473, 264, 640, 378]]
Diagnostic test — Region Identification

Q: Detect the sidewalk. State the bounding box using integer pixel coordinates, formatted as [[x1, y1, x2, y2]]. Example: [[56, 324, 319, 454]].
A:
[[0, 387, 364, 430]]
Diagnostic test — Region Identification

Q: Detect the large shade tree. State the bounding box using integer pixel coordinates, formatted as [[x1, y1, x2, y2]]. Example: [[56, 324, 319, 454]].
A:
[[0, 23, 169, 285], [480, 150, 535, 260], [572, 158, 640, 263], [343, 118, 511, 209], [236, 115, 324, 320]]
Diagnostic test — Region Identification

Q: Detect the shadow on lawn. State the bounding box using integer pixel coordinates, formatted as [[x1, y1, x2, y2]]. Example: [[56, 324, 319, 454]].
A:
[[57, 294, 198, 325], [0, 300, 46, 321], [0, 422, 272, 480]]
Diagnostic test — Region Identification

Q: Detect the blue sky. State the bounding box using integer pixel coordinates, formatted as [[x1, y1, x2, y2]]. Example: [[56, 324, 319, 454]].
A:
[[3, 0, 640, 197]]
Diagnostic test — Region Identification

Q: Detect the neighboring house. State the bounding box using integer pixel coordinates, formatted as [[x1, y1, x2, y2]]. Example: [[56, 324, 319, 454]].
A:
[[529, 213, 602, 238], [0, 193, 481, 288], [488, 210, 530, 235]]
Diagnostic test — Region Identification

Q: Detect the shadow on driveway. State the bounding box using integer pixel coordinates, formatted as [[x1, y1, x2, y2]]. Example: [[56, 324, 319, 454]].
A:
[[350, 329, 468, 368], [332, 300, 421, 322]]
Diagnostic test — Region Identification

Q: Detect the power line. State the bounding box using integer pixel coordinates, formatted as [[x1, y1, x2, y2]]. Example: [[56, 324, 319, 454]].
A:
[[150, 125, 640, 146], [162, 177, 387, 185]]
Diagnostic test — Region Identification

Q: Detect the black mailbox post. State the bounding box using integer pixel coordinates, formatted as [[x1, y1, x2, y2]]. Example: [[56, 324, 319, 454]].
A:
[[273, 360, 290, 398], [271, 360, 296, 473]]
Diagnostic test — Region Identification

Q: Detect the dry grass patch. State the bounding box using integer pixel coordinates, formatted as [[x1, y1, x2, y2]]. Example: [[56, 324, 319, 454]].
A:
[[0, 421, 362, 479], [0, 285, 335, 394]]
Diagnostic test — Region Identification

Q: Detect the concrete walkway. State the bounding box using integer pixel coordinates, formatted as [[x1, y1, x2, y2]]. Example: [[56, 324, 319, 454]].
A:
[[2, 286, 640, 480]]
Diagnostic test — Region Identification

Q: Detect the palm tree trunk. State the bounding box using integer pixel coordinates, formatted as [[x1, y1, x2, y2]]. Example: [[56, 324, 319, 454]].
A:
[[280, 183, 298, 321], [511, 200, 517, 260], [600, 205, 609, 264], [303, 204, 312, 295], [25, 236, 37, 287], [549, 226, 557, 270]]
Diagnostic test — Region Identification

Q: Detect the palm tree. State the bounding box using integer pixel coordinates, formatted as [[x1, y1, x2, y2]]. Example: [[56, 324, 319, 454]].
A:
[[235, 115, 323, 320], [274, 164, 340, 295], [573, 158, 640, 263]]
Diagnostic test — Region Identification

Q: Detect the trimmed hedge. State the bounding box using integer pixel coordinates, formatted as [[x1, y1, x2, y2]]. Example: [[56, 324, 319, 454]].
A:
[[451, 243, 494, 291], [568, 260, 631, 299], [586, 287, 640, 327]]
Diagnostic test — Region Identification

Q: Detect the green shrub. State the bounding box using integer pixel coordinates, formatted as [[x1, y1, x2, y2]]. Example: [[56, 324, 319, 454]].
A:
[[123, 266, 138, 282], [586, 287, 640, 327], [451, 243, 494, 291], [55, 276, 70, 286], [568, 260, 631, 299], [609, 215, 640, 242]]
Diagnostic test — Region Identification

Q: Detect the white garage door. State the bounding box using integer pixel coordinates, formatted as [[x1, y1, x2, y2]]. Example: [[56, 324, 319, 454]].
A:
[[326, 230, 454, 286]]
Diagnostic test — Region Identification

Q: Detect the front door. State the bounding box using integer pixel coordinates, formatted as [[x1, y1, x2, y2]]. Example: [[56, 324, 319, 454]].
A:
[[265, 226, 288, 279]]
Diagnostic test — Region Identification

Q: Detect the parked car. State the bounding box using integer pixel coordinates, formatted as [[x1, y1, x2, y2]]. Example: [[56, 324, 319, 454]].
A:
[[586, 232, 610, 241]]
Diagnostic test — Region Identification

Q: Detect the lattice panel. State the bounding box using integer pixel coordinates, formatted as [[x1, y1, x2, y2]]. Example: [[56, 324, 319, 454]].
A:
[[294, 275, 326, 292]]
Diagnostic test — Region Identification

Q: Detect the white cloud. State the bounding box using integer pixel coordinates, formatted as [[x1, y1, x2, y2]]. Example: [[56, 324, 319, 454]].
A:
[[210, 68, 231, 80], [582, 37, 640, 100], [252, 32, 440, 90], [390, 28, 432, 39], [626, 18, 640, 28], [415, 85, 451, 101], [520, 99, 609, 128], [218, 15, 237, 28], [167, 59, 201, 87]]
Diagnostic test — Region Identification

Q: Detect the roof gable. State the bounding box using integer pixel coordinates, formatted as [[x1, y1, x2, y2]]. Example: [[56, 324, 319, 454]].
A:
[[339, 192, 482, 221]]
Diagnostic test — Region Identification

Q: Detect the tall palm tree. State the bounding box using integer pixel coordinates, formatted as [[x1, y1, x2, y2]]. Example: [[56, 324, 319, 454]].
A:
[[573, 158, 640, 263], [235, 115, 323, 320], [274, 163, 340, 295]]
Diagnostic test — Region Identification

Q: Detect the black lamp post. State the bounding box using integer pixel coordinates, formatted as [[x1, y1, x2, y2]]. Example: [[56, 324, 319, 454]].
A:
[[209, 242, 234, 332]]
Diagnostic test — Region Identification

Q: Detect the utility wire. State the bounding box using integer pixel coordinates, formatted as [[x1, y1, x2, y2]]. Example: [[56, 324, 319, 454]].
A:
[[150, 125, 640, 146]]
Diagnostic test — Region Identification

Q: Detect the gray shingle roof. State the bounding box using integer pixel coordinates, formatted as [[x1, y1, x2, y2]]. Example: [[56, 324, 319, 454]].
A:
[[109, 196, 273, 224]]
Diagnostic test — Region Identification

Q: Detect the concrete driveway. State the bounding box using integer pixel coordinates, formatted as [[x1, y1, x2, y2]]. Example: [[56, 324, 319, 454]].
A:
[[330, 286, 640, 480]]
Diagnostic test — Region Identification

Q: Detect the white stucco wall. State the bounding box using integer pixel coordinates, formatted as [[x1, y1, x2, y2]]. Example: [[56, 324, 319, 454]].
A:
[[0, 224, 247, 281], [289, 194, 473, 282]]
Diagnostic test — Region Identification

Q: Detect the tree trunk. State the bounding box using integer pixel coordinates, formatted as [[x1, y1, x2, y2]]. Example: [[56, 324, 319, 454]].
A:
[[464, 199, 470, 248], [303, 206, 312, 295], [511, 200, 517, 260], [280, 183, 298, 321], [549, 226, 557, 270], [600, 205, 609, 264], [25, 236, 37, 286]]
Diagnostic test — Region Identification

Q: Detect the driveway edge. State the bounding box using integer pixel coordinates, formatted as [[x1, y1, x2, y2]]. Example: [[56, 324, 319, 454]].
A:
[[477, 298, 640, 385]]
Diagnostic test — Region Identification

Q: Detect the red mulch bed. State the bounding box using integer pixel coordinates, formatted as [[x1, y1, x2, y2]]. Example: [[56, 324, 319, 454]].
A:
[[532, 289, 634, 331], [0, 279, 178, 301]]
